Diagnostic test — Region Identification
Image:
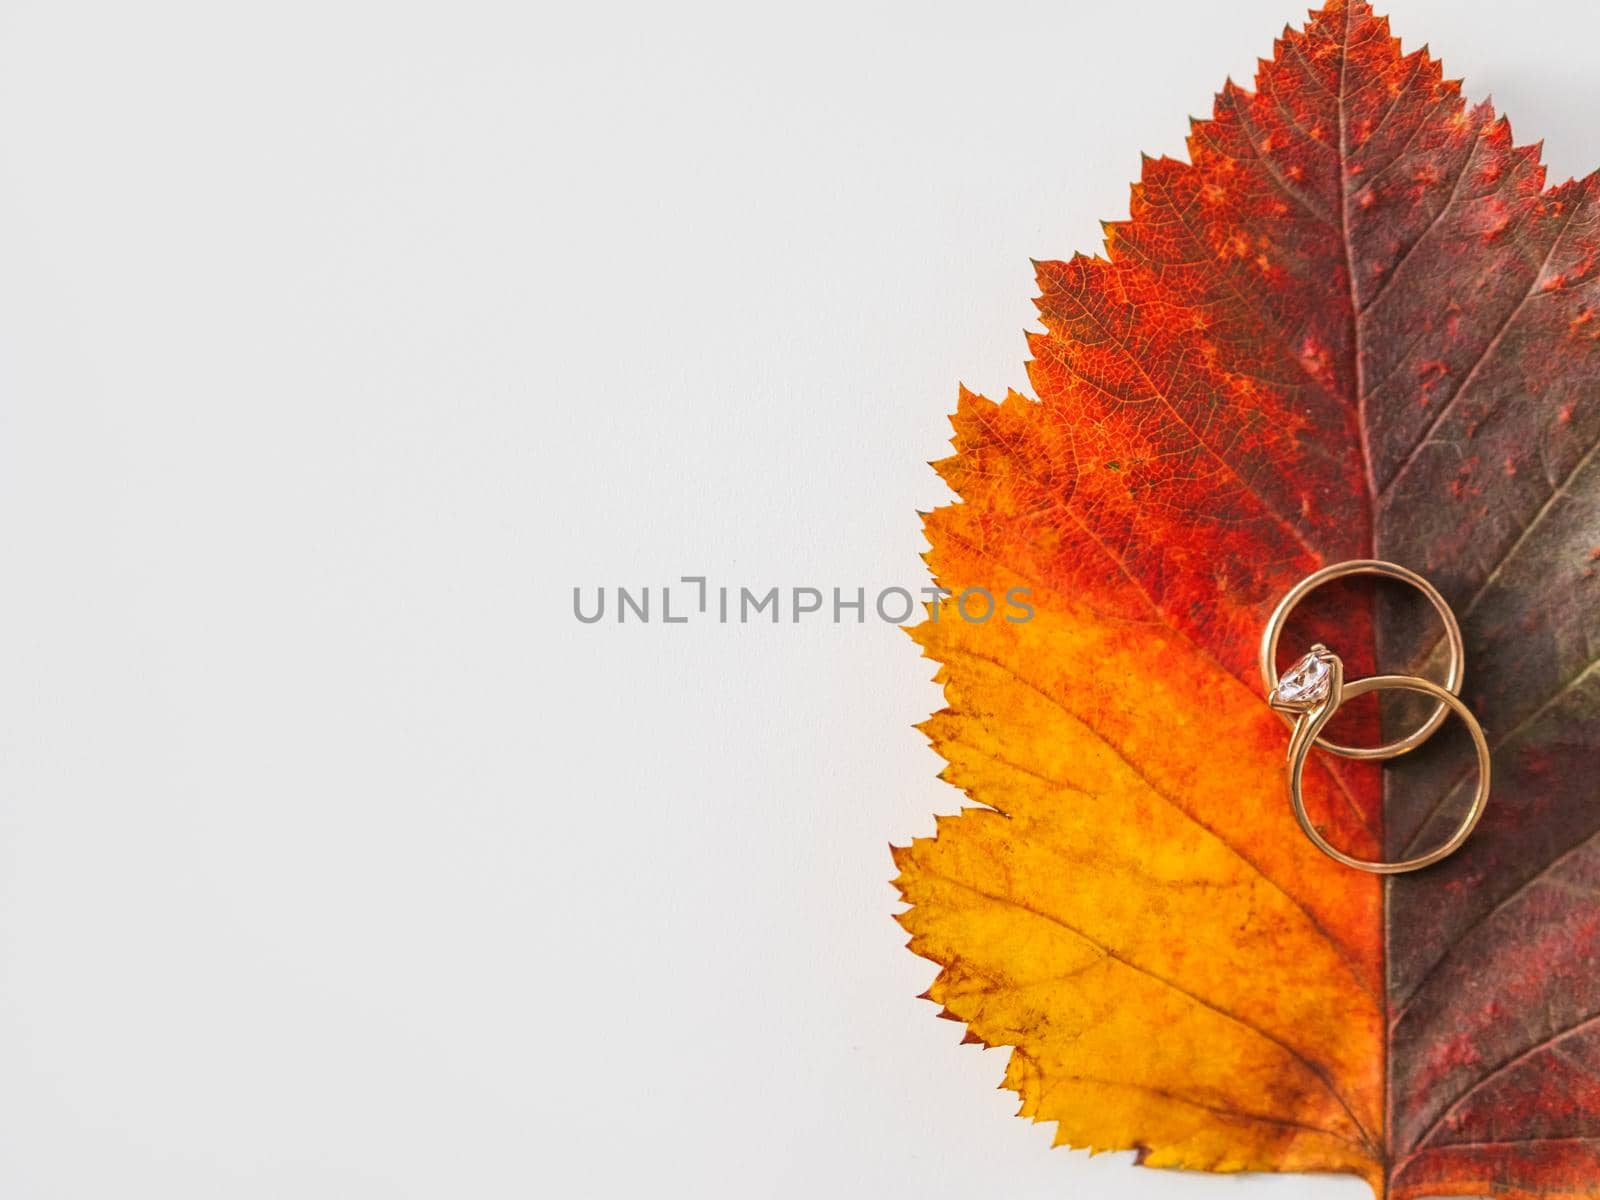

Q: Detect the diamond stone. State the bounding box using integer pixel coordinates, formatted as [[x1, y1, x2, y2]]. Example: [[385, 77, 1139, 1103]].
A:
[[1275, 652, 1331, 703]]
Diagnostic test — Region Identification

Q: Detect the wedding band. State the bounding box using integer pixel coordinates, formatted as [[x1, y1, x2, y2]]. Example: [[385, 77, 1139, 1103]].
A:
[[1259, 560, 1463, 761], [1269, 646, 1490, 874]]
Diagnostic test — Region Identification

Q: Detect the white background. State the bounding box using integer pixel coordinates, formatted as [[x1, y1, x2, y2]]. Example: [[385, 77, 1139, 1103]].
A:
[[0, 2, 1595, 1196]]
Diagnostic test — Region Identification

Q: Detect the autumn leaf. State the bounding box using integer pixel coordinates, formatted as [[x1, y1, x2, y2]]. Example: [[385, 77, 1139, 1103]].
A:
[[893, 2, 1600, 1197]]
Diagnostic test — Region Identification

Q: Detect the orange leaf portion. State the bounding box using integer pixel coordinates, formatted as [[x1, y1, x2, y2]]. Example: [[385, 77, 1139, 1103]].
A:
[[902, 463, 1382, 1177]]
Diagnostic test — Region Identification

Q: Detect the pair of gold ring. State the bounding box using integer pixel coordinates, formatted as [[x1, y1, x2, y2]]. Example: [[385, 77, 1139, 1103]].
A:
[[1261, 560, 1490, 874]]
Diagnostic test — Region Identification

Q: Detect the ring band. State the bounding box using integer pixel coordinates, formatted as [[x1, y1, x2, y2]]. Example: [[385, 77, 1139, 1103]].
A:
[[1259, 559, 1463, 761], [1270, 646, 1490, 874]]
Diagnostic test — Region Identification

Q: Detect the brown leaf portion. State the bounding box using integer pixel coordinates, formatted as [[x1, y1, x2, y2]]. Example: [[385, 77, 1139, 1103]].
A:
[[1374, 167, 1600, 1200]]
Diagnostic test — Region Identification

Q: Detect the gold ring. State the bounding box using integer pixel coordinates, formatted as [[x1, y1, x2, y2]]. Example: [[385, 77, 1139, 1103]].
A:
[[1268, 645, 1490, 874], [1259, 559, 1463, 760]]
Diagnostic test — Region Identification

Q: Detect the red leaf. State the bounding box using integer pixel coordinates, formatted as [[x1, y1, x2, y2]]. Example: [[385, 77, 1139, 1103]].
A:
[[901, 2, 1600, 1195]]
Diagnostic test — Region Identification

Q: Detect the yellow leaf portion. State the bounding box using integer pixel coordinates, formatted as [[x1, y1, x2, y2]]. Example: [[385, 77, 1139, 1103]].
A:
[[895, 590, 1383, 1184]]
